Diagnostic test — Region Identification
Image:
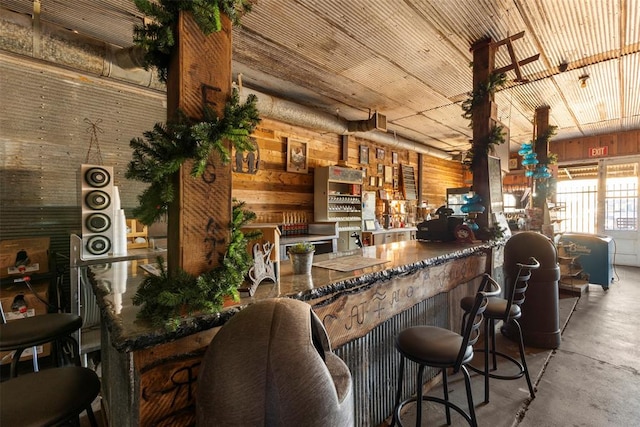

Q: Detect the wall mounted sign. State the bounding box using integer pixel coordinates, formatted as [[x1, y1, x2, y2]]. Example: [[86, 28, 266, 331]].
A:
[[233, 137, 260, 174], [588, 146, 608, 157]]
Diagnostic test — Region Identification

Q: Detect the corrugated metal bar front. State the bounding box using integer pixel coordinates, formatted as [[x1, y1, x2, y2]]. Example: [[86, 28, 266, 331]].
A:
[[334, 292, 448, 426]]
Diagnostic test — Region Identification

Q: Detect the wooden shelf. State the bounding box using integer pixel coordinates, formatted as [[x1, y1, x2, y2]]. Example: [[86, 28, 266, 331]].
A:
[[126, 219, 148, 249]]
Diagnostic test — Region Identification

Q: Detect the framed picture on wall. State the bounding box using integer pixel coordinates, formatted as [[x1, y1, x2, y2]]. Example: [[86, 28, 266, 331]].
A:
[[360, 145, 369, 164], [376, 148, 385, 160], [364, 219, 376, 231], [508, 158, 518, 170], [369, 176, 376, 186], [286, 138, 308, 174], [384, 166, 393, 183], [392, 151, 398, 164], [377, 164, 384, 175]]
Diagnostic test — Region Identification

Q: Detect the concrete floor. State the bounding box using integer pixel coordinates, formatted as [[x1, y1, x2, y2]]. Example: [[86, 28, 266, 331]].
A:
[[392, 265, 640, 427]]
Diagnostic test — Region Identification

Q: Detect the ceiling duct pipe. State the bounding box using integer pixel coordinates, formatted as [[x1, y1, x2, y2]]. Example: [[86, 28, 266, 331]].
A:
[[109, 45, 451, 160], [113, 45, 147, 69], [347, 111, 387, 133], [239, 86, 452, 160]]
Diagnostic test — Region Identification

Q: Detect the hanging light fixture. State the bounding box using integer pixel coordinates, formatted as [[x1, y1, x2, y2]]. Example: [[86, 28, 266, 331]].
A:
[[579, 74, 590, 89]]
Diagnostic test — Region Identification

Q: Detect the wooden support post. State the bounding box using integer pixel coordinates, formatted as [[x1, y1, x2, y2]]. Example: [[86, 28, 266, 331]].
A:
[[470, 38, 497, 232], [417, 153, 424, 207], [166, 12, 233, 276], [341, 134, 351, 164], [533, 106, 551, 211]]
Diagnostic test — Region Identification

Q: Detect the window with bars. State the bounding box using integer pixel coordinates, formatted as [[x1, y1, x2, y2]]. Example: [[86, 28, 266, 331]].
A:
[[554, 162, 638, 234], [555, 178, 597, 234], [604, 163, 638, 231]]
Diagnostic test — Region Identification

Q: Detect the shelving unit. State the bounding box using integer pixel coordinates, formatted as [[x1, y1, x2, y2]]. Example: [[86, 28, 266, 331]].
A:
[[557, 242, 589, 295], [314, 165, 364, 251], [126, 219, 148, 249], [400, 164, 417, 200]]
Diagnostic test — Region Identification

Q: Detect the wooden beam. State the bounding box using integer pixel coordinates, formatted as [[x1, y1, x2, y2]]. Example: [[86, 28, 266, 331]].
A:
[[494, 54, 540, 76], [166, 12, 233, 277], [471, 38, 496, 232], [492, 31, 525, 48]]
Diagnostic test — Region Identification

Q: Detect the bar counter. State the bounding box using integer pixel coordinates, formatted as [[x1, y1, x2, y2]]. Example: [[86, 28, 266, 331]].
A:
[[92, 239, 499, 426]]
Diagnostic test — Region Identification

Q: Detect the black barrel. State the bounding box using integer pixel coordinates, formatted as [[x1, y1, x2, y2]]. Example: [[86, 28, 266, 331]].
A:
[[503, 231, 561, 349]]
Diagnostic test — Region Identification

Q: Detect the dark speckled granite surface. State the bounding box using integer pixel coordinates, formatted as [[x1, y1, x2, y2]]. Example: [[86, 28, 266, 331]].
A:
[[90, 239, 496, 353]]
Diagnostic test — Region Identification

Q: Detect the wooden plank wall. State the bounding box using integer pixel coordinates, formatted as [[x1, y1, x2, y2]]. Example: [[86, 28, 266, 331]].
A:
[[551, 129, 640, 162], [421, 156, 467, 209], [232, 118, 465, 222]]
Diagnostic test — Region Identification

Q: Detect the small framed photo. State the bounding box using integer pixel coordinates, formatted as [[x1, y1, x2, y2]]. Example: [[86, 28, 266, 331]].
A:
[[364, 219, 376, 231], [376, 148, 385, 160], [377, 176, 384, 187], [509, 158, 518, 170], [392, 152, 398, 164], [360, 145, 369, 164], [384, 166, 393, 183], [361, 167, 367, 178], [369, 176, 376, 186], [286, 138, 308, 174], [377, 164, 384, 175]]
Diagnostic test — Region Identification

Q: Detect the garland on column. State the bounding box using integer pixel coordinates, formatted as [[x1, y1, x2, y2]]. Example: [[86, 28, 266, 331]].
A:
[[133, 200, 261, 331], [126, 89, 260, 225], [133, 0, 254, 82], [461, 71, 507, 170], [127, 1, 261, 329]]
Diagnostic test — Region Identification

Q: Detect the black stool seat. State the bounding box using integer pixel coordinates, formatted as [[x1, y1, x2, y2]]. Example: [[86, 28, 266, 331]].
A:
[[0, 313, 82, 378], [0, 366, 100, 427], [0, 313, 82, 349], [461, 296, 521, 320], [397, 326, 473, 367]]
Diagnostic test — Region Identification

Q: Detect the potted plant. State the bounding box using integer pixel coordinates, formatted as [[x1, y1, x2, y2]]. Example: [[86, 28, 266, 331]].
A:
[[288, 241, 315, 275]]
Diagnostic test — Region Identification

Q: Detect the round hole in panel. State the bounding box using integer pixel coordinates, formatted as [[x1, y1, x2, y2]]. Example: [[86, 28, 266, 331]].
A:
[[85, 213, 111, 233], [84, 167, 111, 188], [85, 235, 111, 256], [85, 190, 111, 210]]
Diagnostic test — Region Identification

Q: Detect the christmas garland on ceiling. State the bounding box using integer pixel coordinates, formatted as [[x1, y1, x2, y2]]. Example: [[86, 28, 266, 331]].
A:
[[133, 200, 261, 331], [126, 88, 260, 225], [133, 0, 254, 82], [461, 71, 508, 171]]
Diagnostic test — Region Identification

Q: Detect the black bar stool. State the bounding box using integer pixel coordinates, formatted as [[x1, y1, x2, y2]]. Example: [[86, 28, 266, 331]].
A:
[[460, 257, 540, 404], [0, 312, 83, 378], [0, 366, 100, 427], [0, 312, 100, 426], [391, 276, 499, 427]]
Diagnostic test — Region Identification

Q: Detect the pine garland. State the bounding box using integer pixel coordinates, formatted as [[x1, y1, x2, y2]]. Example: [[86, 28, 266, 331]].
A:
[[133, 0, 254, 82], [463, 124, 506, 171], [133, 200, 261, 331], [461, 72, 507, 122], [126, 88, 260, 225], [461, 71, 508, 171]]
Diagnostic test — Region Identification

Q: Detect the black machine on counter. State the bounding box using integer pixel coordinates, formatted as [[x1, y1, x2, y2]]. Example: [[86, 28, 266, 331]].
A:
[[416, 206, 464, 242]]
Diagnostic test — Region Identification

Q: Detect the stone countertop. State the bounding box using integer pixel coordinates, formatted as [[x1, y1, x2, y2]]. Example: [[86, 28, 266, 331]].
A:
[[362, 226, 418, 235], [90, 239, 495, 353]]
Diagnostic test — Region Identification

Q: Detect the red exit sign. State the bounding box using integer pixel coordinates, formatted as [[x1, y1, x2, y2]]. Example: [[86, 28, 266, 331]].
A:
[[588, 146, 608, 157]]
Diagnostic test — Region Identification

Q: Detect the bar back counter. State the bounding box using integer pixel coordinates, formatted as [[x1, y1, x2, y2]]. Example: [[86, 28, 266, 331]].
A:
[[89, 239, 500, 426]]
